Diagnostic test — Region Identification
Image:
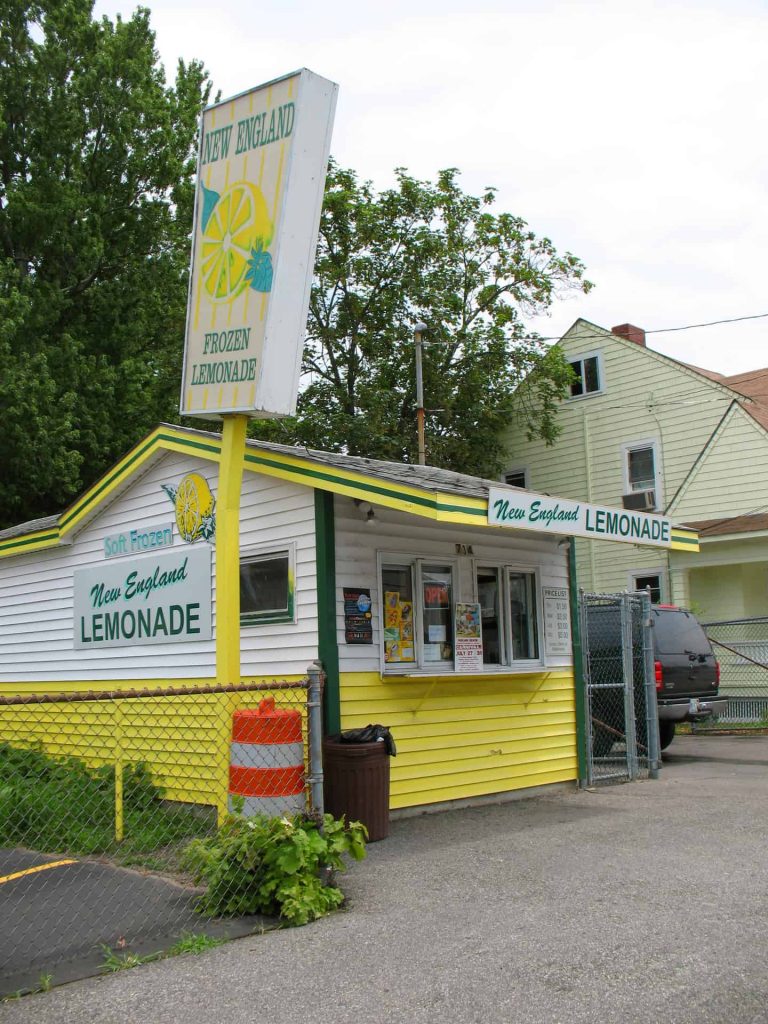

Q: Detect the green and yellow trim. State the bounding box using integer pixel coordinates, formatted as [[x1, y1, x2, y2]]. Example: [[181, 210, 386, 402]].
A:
[[0, 424, 700, 558], [670, 527, 699, 552]]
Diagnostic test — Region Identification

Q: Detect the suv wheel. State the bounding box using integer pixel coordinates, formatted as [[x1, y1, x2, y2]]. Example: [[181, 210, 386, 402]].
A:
[[659, 720, 675, 751]]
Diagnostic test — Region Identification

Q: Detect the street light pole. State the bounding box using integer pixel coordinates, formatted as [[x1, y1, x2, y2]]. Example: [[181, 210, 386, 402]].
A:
[[414, 322, 427, 466]]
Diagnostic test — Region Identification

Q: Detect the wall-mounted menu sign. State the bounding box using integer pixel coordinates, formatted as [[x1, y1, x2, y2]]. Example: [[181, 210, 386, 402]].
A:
[[343, 587, 373, 644], [542, 586, 571, 656]]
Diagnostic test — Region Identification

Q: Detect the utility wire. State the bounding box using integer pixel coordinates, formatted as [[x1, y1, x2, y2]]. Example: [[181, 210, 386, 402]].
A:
[[525, 312, 768, 343]]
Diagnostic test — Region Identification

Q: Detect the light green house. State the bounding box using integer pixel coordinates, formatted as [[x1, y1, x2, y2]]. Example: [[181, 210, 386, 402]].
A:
[[503, 319, 768, 623]]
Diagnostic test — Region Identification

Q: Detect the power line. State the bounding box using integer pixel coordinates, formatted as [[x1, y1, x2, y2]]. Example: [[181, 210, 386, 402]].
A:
[[528, 311, 768, 344]]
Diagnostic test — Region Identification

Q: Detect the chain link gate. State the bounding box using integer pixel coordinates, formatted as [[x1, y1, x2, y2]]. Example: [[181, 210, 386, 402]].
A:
[[579, 591, 661, 785], [701, 618, 768, 729]]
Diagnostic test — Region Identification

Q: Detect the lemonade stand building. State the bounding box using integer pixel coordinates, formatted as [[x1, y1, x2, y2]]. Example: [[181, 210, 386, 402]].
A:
[[0, 424, 700, 814]]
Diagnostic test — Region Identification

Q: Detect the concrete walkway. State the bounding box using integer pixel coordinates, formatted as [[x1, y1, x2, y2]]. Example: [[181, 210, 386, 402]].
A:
[[4, 734, 768, 1024]]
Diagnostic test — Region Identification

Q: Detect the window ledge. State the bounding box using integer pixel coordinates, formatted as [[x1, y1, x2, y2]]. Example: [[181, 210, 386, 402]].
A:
[[566, 390, 604, 402], [381, 663, 551, 681]]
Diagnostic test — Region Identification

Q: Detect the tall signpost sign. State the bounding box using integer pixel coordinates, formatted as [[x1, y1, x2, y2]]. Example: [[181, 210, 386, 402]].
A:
[[181, 69, 338, 419], [179, 69, 337, 714]]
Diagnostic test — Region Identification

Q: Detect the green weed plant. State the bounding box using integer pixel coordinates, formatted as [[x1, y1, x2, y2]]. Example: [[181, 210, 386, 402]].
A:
[[0, 743, 203, 859], [182, 804, 367, 926]]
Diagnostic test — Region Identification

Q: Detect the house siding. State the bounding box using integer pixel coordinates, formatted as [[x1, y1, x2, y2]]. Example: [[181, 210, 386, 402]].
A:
[[504, 320, 746, 601]]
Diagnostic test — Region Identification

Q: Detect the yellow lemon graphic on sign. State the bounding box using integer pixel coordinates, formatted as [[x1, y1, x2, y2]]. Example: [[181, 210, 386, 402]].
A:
[[200, 181, 272, 303], [161, 474, 216, 543]]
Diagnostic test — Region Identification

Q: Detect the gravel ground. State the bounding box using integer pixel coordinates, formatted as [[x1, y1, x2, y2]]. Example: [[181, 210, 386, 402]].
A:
[[4, 733, 768, 1024]]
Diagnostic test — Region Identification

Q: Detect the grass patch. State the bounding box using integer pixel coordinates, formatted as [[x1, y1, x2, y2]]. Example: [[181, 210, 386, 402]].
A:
[[100, 933, 223, 973], [0, 743, 206, 864]]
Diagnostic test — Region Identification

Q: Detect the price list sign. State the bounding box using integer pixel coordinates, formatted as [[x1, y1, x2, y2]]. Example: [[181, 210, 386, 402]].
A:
[[542, 586, 572, 657]]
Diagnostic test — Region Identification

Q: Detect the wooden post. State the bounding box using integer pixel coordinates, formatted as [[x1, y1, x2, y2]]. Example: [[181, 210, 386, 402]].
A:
[[215, 414, 247, 822]]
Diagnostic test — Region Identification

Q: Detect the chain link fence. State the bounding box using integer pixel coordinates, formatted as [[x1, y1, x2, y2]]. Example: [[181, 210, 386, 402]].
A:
[[579, 591, 660, 786], [700, 617, 768, 729], [0, 672, 323, 995]]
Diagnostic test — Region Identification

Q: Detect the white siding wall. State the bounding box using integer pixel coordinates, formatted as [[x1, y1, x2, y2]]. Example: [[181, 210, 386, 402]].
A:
[[239, 471, 318, 677], [0, 452, 318, 684], [334, 497, 571, 674]]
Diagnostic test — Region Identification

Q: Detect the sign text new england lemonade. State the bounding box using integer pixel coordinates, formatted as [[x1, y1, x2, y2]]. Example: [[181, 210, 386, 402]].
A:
[[74, 548, 212, 649], [488, 487, 673, 549]]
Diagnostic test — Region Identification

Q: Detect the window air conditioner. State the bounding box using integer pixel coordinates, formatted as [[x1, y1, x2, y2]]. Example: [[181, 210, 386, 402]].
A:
[[622, 490, 656, 511]]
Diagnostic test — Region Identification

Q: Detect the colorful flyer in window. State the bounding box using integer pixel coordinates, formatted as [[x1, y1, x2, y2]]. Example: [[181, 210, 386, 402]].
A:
[[454, 602, 483, 671], [400, 601, 414, 639], [384, 592, 402, 629]]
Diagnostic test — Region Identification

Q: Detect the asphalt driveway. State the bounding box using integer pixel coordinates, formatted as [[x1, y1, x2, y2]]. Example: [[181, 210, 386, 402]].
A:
[[4, 734, 768, 1024]]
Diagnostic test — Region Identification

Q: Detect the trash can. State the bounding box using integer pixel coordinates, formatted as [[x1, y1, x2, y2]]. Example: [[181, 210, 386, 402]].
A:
[[323, 726, 395, 842]]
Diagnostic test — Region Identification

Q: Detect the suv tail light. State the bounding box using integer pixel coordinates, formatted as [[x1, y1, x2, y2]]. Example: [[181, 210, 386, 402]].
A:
[[715, 660, 720, 685], [655, 660, 663, 690]]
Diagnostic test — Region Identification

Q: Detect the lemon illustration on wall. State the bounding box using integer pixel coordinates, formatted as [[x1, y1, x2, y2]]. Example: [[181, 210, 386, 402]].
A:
[[199, 181, 274, 302], [161, 474, 216, 543]]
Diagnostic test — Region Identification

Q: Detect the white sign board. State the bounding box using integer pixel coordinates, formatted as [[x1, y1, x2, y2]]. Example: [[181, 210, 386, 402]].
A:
[[180, 69, 338, 419], [488, 487, 673, 549], [74, 547, 212, 649], [542, 586, 571, 657]]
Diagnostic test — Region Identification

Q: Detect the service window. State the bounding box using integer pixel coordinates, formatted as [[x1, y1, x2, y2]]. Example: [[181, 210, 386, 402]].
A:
[[381, 559, 456, 669], [477, 568, 503, 665], [475, 566, 542, 667], [508, 571, 539, 661], [240, 548, 294, 625], [421, 565, 454, 664]]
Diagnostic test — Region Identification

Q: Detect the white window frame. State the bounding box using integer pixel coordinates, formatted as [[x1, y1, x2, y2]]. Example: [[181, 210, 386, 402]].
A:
[[629, 568, 667, 605], [622, 438, 661, 499], [473, 561, 545, 670], [239, 541, 297, 627], [378, 553, 459, 674], [566, 350, 604, 401]]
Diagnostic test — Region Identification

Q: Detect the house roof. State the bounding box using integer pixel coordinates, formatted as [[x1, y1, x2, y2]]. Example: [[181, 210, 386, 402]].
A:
[[565, 320, 768, 434], [0, 423, 699, 559], [721, 368, 768, 431], [683, 513, 768, 539]]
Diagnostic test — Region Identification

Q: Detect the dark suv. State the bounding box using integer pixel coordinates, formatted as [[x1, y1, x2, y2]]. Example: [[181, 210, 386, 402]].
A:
[[589, 604, 726, 754], [652, 605, 726, 749]]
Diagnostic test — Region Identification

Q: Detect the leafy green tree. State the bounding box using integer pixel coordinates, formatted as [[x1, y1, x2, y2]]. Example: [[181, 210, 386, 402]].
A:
[[254, 161, 591, 477], [0, 0, 209, 528]]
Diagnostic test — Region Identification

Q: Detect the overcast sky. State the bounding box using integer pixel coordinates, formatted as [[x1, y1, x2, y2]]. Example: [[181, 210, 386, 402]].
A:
[[97, 0, 768, 375]]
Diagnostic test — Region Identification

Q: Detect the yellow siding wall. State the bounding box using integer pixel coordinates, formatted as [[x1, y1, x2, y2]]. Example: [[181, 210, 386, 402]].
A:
[[0, 676, 307, 807], [339, 669, 577, 809]]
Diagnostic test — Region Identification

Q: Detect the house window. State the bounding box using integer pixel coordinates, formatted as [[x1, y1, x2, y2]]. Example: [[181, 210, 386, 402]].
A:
[[504, 469, 528, 489], [568, 353, 601, 398], [240, 548, 294, 625], [632, 573, 663, 605], [627, 446, 656, 492]]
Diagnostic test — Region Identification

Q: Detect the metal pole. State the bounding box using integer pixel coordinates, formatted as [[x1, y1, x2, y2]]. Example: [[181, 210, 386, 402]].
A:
[[621, 593, 639, 781], [306, 662, 325, 826], [641, 590, 661, 778], [414, 322, 427, 465]]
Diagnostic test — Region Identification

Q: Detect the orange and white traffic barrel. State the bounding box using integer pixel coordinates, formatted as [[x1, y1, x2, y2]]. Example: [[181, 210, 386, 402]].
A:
[[228, 697, 305, 817]]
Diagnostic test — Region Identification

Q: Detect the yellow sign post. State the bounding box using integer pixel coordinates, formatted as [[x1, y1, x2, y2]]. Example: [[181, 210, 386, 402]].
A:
[[178, 69, 337, 774]]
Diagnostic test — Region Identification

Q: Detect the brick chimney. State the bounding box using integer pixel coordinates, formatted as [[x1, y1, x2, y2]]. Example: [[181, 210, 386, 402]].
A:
[[611, 323, 646, 346]]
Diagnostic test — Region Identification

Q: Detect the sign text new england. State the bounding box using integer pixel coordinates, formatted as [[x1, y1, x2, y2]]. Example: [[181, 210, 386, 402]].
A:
[[74, 548, 212, 649], [488, 488, 673, 549]]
